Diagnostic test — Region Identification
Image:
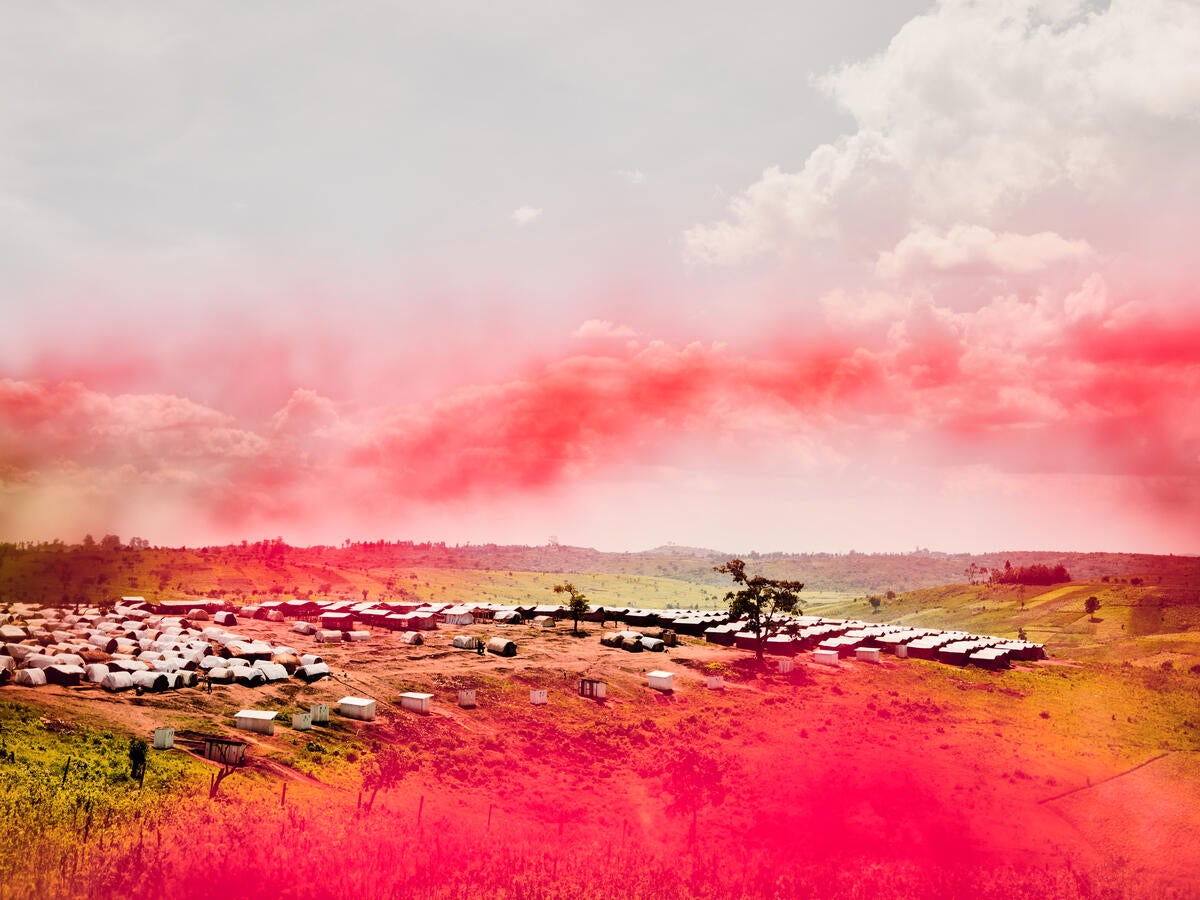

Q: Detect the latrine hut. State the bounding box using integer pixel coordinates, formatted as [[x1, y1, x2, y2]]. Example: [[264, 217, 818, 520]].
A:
[[235, 710, 278, 735], [338, 696, 377, 721], [203, 737, 248, 766]]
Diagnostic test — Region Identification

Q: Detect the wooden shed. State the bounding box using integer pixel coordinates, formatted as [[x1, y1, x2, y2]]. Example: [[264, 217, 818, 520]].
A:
[[579, 679, 606, 700], [235, 710, 278, 735]]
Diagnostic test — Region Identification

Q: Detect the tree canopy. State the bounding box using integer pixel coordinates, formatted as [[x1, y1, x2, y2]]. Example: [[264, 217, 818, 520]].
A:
[[553, 582, 589, 634], [362, 745, 416, 812], [715, 559, 804, 662], [989, 561, 1071, 586], [661, 745, 730, 845]]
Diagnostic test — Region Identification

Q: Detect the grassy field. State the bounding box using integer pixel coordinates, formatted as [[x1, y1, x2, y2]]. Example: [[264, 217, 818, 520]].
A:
[[2, 544, 1199, 897], [1, 628, 1197, 898]]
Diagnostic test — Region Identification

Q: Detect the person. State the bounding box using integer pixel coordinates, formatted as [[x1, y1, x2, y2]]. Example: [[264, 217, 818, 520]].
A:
[[476, 640, 484, 656]]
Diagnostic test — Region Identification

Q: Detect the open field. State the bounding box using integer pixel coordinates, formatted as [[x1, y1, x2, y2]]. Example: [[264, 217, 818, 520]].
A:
[[2, 594, 1200, 898], [1, 544, 1198, 897]]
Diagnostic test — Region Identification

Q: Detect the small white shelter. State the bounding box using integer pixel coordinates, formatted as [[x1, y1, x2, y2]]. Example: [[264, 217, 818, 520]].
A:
[[458, 689, 477, 708], [706, 675, 724, 690], [854, 647, 881, 663], [292, 712, 313, 731], [776, 658, 794, 674], [235, 710, 278, 735], [310, 703, 330, 724], [400, 692, 433, 715], [812, 649, 839, 666], [530, 689, 548, 706], [647, 670, 674, 692], [338, 696, 377, 721], [153, 727, 175, 750]]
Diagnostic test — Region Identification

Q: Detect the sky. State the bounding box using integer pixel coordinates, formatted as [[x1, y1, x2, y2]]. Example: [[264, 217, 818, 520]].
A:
[[2, 0, 1199, 554]]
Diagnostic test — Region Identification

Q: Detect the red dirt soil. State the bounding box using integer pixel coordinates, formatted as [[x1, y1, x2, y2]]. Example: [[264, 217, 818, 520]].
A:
[[4, 614, 1197, 898]]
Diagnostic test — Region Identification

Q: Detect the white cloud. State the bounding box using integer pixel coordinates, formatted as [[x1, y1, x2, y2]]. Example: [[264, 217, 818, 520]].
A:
[[877, 224, 1095, 279], [686, 0, 1200, 265], [618, 169, 646, 185], [572, 319, 638, 340], [511, 206, 543, 226]]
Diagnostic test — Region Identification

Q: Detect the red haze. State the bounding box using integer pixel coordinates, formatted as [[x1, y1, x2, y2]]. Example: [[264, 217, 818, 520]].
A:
[[2, 294, 1198, 544]]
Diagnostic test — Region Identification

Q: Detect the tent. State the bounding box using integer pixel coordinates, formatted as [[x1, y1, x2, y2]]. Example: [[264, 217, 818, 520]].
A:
[[294, 663, 331, 683], [131, 670, 171, 692], [15, 668, 48, 687], [100, 671, 135, 692], [486, 637, 517, 657]]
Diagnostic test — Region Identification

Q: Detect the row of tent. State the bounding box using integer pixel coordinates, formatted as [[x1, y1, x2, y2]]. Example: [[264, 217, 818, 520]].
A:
[[0, 602, 333, 692], [158, 596, 732, 636], [599, 629, 672, 652], [705, 617, 1046, 669]]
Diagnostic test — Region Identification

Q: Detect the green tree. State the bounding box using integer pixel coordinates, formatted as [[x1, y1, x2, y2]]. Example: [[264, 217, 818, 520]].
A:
[[1085, 596, 1101, 620], [661, 745, 730, 847], [714, 559, 804, 662], [869, 596, 882, 613], [361, 745, 416, 812], [553, 582, 588, 634]]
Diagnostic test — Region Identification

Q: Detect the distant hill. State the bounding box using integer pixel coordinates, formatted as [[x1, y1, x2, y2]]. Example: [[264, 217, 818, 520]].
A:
[[2, 539, 1197, 604]]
